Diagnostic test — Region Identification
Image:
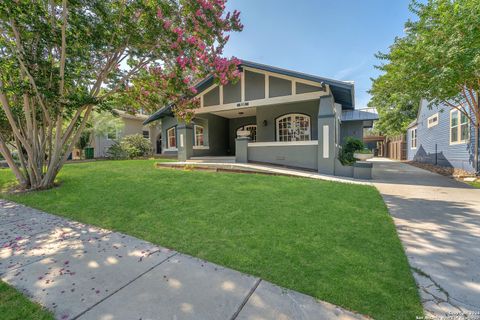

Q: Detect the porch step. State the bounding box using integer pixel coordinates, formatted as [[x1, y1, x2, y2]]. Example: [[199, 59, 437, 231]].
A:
[[187, 156, 236, 163]]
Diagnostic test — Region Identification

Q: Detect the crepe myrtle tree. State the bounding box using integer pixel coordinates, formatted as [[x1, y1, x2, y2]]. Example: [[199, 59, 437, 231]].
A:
[[370, 0, 480, 171], [0, 0, 242, 190]]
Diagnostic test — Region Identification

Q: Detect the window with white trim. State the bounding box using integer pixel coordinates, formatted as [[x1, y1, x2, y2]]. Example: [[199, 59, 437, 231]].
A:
[[411, 128, 417, 149], [194, 125, 205, 146], [427, 113, 439, 128], [276, 114, 311, 142], [450, 110, 469, 144], [142, 130, 150, 139], [236, 125, 257, 141], [167, 127, 176, 149]]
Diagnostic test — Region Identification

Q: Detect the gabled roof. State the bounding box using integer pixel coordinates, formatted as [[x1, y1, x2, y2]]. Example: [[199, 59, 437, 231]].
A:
[[142, 104, 174, 125], [341, 107, 379, 122], [113, 109, 149, 121], [195, 60, 355, 108], [144, 60, 355, 125]]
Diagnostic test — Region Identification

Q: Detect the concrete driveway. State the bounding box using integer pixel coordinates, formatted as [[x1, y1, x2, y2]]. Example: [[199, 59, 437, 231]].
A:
[[372, 159, 480, 318]]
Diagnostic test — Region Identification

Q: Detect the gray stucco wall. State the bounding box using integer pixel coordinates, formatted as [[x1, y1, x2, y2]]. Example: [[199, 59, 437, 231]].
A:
[[269, 76, 291, 98], [228, 116, 256, 154], [296, 82, 324, 94], [248, 144, 318, 170], [255, 100, 319, 142], [159, 114, 229, 156], [204, 87, 220, 107], [193, 113, 229, 156], [160, 116, 179, 155], [223, 81, 241, 104], [340, 121, 363, 143], [245, 70, 265, 101]]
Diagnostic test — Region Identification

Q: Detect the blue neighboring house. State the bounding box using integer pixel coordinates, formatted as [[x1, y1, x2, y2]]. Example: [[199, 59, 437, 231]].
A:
[[407, 99, 479, 173]]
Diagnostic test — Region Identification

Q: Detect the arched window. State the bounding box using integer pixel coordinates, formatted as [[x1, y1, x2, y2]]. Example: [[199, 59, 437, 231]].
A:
[[276, 114, 311, 141], [237, 124, 257, 141], [194, 125, 205, 146]]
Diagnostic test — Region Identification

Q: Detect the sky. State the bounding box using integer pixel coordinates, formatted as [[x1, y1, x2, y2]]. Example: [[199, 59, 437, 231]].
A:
[[223, 0, 417, 109]]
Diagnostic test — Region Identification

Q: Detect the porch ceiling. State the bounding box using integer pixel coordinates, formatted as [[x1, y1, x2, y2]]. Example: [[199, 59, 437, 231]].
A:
[[211, 107, 256, 119]]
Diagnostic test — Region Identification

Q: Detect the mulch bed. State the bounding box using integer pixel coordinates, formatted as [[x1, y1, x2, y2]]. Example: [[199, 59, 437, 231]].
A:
[[408, 161, 477, 179]]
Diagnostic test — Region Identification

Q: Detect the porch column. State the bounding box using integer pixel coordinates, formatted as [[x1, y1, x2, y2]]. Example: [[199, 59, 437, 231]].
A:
[[317, 95, 336, 175], [235, 136, 250, 163], [177, 123, 193, 161]]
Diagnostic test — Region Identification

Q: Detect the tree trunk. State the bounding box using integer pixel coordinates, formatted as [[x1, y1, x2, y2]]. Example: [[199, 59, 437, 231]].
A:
[[475, 124, 479, 175]]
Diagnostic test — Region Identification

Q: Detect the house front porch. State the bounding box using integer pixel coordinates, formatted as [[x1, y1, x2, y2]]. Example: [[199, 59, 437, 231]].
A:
[[144, 60, 373, 178]]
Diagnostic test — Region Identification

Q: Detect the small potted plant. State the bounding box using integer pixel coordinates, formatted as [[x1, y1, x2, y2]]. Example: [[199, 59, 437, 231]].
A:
[[237, 130, 251, 138], [354, 149, 374, 161]]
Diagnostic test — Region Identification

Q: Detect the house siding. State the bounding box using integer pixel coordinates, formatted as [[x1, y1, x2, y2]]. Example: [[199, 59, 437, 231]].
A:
[[93, 116, 155, 158], [407, 100, 478, 172], [255, 100, 319, 142], [340, 121, 363, 143], [159, 114, 229, 156]]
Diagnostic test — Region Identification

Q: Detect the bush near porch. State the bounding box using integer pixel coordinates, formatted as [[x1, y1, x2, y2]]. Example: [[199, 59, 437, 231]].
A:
[[0, 160, 422, 319]]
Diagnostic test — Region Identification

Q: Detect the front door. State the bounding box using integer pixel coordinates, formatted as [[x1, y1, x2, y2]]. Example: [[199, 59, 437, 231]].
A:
[[156, 135, 162, 154]]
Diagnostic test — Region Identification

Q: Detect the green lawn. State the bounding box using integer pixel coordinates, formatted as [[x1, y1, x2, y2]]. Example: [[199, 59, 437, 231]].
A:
[[0, 281, 54, 320], [467, 181, 480, 188], [0, 160, 422, 319]]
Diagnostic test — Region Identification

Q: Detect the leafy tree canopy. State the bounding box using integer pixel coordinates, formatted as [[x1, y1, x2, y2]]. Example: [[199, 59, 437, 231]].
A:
[[370, 0, 480, 138], [0, 0, 242, 190]]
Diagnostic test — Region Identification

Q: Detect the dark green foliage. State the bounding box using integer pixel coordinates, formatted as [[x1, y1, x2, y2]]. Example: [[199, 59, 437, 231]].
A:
[[339, 137, 365, 165], [75, 131, 91, 151], [107, 134, 152, 159], [120, 134, 152, 158], [106, 142, 128, 160], [369, 0, 480, 137]]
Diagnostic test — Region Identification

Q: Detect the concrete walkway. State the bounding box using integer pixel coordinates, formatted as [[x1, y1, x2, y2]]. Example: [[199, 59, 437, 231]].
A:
[[372, 159, 480, 318], [157, 161, 373, 186], [0, 200, 367, 320]]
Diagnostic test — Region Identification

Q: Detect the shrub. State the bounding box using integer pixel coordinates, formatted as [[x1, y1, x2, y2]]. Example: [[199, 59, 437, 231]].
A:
[[106, 141, 129, 159], [339, 136, 365, 165], [105, 134, 152, 160], [121, 134, 152, 158]]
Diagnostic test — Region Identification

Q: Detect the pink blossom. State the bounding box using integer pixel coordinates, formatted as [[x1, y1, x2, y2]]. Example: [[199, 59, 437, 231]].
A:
[[173, 27, 184, 37], [189, 86, 198, 94], [163, 20, 172, 29], [187, 36, 198, 45]]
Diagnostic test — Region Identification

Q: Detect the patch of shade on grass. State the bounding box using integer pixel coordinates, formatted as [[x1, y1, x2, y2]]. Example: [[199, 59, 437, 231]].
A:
[[0, 280, 54, 320], [0, 160, 422, 319]]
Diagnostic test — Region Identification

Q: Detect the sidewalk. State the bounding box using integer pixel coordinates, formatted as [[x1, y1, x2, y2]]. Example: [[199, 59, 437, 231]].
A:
[[0, 200, 367, 320]]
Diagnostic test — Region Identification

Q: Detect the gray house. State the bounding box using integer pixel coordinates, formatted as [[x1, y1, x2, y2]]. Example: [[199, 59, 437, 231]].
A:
[[407, 99, 479, 173], [144, 60, 377, 176]]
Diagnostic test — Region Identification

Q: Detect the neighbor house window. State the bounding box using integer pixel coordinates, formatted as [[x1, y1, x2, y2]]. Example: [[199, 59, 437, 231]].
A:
[[194, 125, 205, 146], [236, 125, 257, 141], [450, 110, 469, 144], [276, 114, 311, 141], [167, 127, 176, 149], [411, 128, 417, 149], [106, 126, 118, 140], [427, 113, 439, 128], [142, 130, 149, 139]]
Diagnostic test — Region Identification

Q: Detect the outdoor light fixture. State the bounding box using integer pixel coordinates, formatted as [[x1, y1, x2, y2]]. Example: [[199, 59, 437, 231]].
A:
[[263, 120, 268, 126]]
